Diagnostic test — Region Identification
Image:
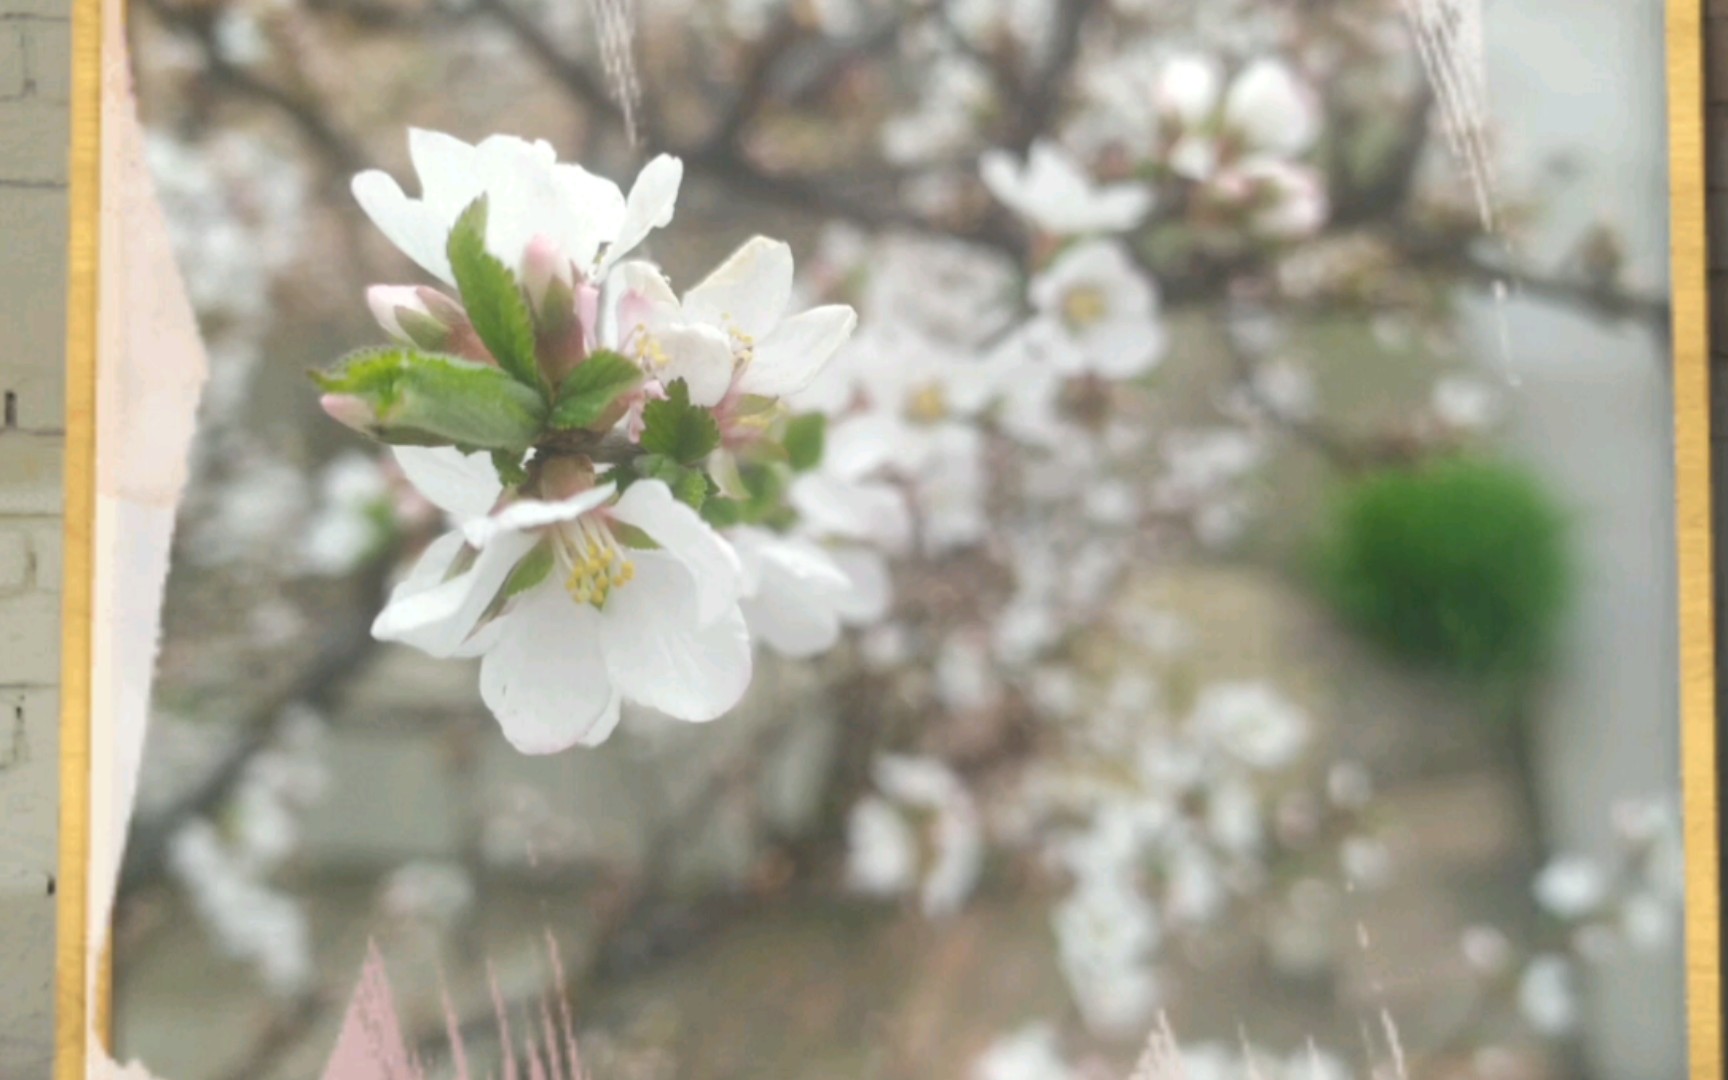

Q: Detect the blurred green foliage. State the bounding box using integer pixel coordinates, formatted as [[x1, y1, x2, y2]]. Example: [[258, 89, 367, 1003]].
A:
[[1311, 456, 1572, 684]]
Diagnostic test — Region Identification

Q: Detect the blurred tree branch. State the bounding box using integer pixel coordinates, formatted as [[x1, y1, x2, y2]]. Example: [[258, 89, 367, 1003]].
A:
[[138, 0, 372, 176]]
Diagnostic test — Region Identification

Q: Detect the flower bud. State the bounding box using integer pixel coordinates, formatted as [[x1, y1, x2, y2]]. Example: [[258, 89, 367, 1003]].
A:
[[527, 239, 590, 385], [521, 235, 577, 315], [319, 393, 379, 434], [367, 285, 463, 350]]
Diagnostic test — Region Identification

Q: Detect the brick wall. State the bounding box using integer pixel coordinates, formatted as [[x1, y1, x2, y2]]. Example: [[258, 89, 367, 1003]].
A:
[[0, 0, 66, 1068]]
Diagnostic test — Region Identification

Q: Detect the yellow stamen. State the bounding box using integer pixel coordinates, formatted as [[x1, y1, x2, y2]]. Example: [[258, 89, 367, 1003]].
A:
[[1061, 285, 1110, 330], [559, 517, 635, 609], [908, 382, 948, 423]]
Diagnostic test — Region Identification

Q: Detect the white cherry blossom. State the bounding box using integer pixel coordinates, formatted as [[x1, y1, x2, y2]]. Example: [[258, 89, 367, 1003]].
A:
[[352, 128, 683, 286], [980, 139, 1153, 235], [374, 447, 751, 752], [729, 525, 857, 658], [610, 236, 857, 408], [1224, 58, 1323, 160], [845, 755, 983, 917], [1026, 239, 1167, 379]]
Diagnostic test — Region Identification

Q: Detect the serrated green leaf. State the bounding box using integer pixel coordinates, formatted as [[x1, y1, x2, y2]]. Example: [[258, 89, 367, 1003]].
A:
[[550, 350, 645, 431], [639, 379, 721, 466], [783, 413, 827, 472], [501, 542, 554, 598], [312, 345, 547, 452], [447, 197, 542, 390]]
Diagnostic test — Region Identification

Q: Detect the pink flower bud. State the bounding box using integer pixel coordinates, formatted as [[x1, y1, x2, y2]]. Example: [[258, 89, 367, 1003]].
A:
[[520, 234, 575, 312], [319, 393, 377, 433], [367, 285, 462, 349], [416, 287, 468, 327]]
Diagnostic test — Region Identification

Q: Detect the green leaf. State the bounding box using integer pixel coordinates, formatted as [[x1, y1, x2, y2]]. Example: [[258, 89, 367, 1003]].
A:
[[639, 379, 721, 466], [491, 449, 529, 487], [672, 468, 708, 510], [782, 413, 827, 472], [700, 495, 744, 528], [311, 345, 547, 452], [550, 350, 645, 431], [501, 542, 555, 598], [447, 197, 542, 390]]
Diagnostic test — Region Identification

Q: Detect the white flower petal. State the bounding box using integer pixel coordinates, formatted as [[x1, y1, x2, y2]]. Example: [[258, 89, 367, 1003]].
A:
[[1224, 59, 1319, 157], [655, 323, 737, 407], [682, 235, 794, 342], [600, 154, 683, 273], [611, 479, 742, 624], [555, 163, 628, 269], [408, 128, 482, 218], [463, 485, 617, 549], [978, 149, 1025, 212], [352, 170, 454, 284], [981, 140, 1149, 234], [475, 135, 581, 271], [790, 472, 913, 552], [600, 551, 752, 721], [739, 304, 858, 399], [392, 447, 503, 522], [367, 285, 426, 342], [732, 531, 850, 658], [1086, 312, 1166, 379], [828, 545, 893, 624], [372, 528, 535, 657], [480, 587, 622, 753], [385, 529, 466, 600], [1155, 54, 1223, 126], [822, 413, 901, 478]]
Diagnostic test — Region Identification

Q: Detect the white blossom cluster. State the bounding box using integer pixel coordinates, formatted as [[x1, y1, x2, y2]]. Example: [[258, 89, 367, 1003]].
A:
[[1461, 796, 1687, 1038], [334, 130, 877, 752], [165, 706, 330, 996]]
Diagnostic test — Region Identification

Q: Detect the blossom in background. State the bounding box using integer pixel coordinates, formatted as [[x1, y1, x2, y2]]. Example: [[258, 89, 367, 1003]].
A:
[[1155, 55, 1321, 181], [729, 525, 859, 658], [972, 1024, 1076, 1080], [298, 452, 392, 576], [352, 129, 682, 285], [792, 324, 1001, 554], [844, 754, 983, 917], [374, 449, 750, 751], [1054, 870, 1164, 1036], [882, 54, 994, 166], [1533, 854, 1609, 920], [1025, 239, 1167, 379], [981, 139, 1154, 236], [379, 859, 476, 926], [1432, 373, 1502, 431], [165, 706, 328, 997], [1190, 681, 1311, 772], [1518, 954, 1578, 1036], [1151, 427, 1267, 549], [1078, 48, 1329, 240], [1209, 157, 1329, 240]]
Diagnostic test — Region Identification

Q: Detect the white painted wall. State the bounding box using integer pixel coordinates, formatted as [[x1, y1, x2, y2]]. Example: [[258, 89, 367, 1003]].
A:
[[1472, 1, 1685, 1076]]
